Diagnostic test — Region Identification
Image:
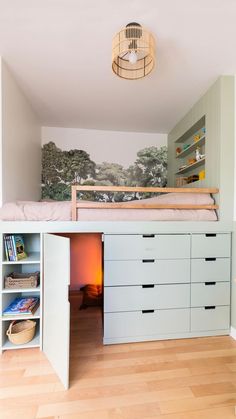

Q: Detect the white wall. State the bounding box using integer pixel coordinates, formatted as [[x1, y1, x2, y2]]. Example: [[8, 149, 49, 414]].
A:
[[0, 61, 2, 206], [231, 75, 236, 329], [1, 59, 41, 204], [41, 126, 167, 169]]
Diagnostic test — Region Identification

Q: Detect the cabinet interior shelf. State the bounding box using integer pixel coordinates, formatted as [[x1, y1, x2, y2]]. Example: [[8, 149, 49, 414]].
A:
[[2, 306, 40, 321], [176, 158, 205, 175], [2, 328, 40, 350], [176, 136, 205, 159], [2, 252, 40, 265], [2, 286, 40, 294]]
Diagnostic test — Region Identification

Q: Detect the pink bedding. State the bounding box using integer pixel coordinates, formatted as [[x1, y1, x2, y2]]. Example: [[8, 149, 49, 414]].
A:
[[0, 193, 217, 221]]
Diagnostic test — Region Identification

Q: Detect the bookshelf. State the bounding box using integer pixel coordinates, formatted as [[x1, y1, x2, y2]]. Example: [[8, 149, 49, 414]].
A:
[[0, 233, 42, 352]]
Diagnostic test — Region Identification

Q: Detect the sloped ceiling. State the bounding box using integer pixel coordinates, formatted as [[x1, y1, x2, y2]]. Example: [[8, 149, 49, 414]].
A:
[[0, 0, 235, 132]]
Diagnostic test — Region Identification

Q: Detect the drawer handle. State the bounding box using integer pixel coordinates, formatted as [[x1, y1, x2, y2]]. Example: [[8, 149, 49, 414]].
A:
[[142, 259, 155, 263], [205, 258, 216, 261], [204, 306, 216, 310], [142, 284, 155, 288], [142, 234, 155, 238], [205, 282, 216, 286], [142, 309, 155, 314], [205, 234, 216, 237]]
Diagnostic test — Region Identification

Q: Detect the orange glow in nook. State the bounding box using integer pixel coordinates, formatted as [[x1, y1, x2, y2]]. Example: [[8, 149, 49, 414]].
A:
[[65, 234, 102, 290]]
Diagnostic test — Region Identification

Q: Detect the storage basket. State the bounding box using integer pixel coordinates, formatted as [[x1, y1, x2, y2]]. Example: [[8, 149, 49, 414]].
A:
[[176, 177, 188, 187], [4, 272, 40, 289], [6, 320, 36, 345]]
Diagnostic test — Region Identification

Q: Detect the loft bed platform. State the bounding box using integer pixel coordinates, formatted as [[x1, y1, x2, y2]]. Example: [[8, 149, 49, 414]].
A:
[[0, 185, 222, 230], [0, 221, 232, 236]]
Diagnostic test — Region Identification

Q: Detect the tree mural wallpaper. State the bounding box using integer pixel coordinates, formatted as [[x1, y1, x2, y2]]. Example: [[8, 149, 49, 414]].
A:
[[42, 142, 167, 201]]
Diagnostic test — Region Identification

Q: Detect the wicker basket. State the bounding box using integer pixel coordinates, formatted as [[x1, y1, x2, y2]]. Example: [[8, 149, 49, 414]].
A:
[[6, 320, 36, 345], [4, 272, 40, 289]]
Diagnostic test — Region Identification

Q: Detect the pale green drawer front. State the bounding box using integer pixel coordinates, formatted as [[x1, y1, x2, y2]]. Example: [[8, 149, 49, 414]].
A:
[[191, 258, 230, 283], [104, 284, 190, 312], [104, 309, 190, 339], [191, 234, 231, 258], [191, 282, 230, 307], [191, 306, 230, 331], [104, 259, 190, 286], [104, 234, 190, 260]]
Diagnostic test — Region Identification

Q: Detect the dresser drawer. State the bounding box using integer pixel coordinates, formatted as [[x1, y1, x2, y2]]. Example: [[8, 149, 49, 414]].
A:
[[104, 259, 190, 286], [191, 306, 230, 332], [104, 284, 190, 312], [104, 309, 190, 339], [191, 258, 230, 283], [104, 234, 190, 260], [191, 234, 231, 258], [191, 282, 230, 307]]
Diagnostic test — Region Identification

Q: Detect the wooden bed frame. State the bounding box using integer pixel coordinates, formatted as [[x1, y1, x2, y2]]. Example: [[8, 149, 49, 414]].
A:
[[71, 186, 219, 221]]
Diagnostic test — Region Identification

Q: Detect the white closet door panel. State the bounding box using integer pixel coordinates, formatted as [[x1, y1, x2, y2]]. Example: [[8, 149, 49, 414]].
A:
[[104, 259, 190, 286], [43, 234, 70, 390]]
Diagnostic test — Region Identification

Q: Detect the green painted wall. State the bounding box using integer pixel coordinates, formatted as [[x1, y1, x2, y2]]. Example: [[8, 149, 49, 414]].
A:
[[168, 76, 235, 223]]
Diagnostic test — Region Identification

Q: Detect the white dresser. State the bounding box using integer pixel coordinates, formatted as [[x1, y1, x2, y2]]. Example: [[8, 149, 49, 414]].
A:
[[103, 233, 231, 344]]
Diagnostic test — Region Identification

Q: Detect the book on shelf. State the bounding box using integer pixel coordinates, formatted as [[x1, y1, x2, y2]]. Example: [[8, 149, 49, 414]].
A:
[[4, 235, 27, 261], [4, 236, 14, 261], [3, 297, 40, 316], [4, 236, 9, 261]]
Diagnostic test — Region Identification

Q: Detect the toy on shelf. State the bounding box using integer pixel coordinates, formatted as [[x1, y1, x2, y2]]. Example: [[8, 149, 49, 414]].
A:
[[199, 170, 205, 180], [202, 127, 206, 135], [193, 134, 201, 142], [183, 144, 191, 150], [195, 147, 205, 161], [188, 158, 196, 165], [176, 147, 182, 155], [187, 174, 199, 184]]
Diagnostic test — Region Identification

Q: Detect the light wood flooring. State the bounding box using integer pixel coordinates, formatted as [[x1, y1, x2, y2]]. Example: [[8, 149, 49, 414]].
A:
[[1, 294, 236, 418]]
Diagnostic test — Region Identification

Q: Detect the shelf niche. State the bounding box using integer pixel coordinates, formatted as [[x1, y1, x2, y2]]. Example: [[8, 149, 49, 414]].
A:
[[175, 116, 206, 187]]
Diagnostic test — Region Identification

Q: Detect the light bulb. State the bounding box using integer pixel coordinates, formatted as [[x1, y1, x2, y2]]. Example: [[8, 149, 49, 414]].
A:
[[128, 50, 138, 64]]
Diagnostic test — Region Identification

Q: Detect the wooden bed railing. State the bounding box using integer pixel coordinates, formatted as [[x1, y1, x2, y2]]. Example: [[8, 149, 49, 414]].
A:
[[71, 185, 219, 221]]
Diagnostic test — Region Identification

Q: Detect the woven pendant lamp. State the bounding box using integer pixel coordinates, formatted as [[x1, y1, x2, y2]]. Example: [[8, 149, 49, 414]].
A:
[[112, 22, 155, 80]]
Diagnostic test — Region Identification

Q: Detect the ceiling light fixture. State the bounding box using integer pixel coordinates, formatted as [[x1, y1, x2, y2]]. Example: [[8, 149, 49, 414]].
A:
[[112, 22, 155, 80]]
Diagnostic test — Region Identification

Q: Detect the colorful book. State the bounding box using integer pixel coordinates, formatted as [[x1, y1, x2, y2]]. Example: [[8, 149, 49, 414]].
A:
[[6, 235, 14, 261], [3, 297, 40, 316], [3, 237, 9, 261], [12, 235, 27, 261], [11, 235, 17, 260]]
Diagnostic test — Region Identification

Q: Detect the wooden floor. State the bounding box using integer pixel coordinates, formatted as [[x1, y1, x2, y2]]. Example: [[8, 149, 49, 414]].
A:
[[1, 295, 236, 419]]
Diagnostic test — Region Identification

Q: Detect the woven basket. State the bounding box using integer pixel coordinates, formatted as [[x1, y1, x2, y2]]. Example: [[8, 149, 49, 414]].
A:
[[6, 320, 36, 345], [4, 271, 40, 289]]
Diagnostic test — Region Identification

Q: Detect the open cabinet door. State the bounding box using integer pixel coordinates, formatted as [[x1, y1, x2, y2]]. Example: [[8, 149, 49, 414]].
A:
[[43, 234, 70, 389]]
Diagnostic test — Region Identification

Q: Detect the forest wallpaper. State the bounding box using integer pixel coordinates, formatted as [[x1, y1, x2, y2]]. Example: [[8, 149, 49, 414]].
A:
[[41, 141, 167, 201]]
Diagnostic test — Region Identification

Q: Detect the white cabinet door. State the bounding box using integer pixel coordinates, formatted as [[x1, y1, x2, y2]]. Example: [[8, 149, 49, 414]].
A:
[[43, 234, 70, 390]]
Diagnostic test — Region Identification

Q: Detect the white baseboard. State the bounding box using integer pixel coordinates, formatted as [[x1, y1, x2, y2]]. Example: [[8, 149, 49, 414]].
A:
[[230, 326, 236, 340]]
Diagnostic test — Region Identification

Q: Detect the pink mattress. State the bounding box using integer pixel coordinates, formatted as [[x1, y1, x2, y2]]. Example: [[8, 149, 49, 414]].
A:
[[0, 193, 217, 221]]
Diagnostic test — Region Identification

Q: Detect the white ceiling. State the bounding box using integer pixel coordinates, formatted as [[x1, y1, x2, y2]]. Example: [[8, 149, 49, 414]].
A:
[[0, 0, 236, 133]]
